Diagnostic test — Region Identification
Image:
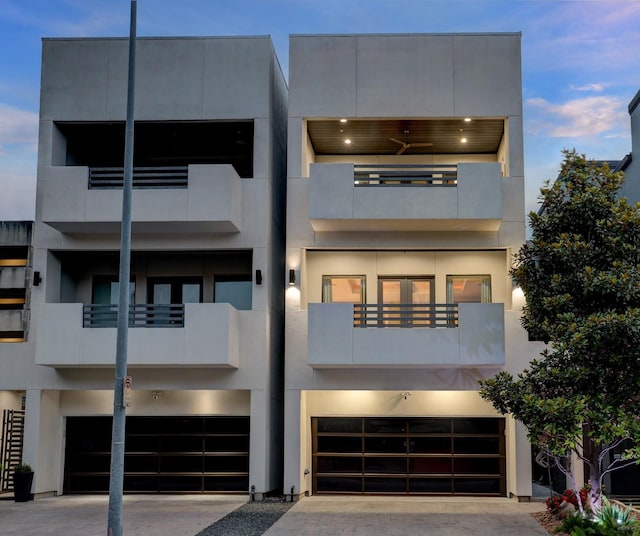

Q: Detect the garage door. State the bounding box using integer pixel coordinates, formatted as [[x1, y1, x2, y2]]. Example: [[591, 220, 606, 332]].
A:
[[312, 417, 505, 495], [64, 416, 249, 493]]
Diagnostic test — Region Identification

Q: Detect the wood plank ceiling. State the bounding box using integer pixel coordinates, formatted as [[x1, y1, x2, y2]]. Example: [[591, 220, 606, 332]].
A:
[[307, 118, 505, 155]]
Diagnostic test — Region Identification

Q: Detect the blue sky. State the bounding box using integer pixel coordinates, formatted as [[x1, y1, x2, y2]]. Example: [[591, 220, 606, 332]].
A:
[[1, 0, 639, 221]]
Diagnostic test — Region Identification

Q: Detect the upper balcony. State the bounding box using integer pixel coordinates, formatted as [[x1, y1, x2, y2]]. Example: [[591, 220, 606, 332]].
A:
[[307, 302, 504, 368], [41, 163, 242, 234], [34, 302, 241, 367], [40, 120, 252, 234], [309, 162, 502, 232]]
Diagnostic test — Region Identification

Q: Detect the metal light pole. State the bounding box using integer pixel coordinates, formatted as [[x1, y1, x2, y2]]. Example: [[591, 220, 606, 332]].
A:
[[107, 1, 136, 535]]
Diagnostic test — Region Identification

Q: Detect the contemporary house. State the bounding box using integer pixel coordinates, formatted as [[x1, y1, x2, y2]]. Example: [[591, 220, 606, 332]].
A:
[[2, 31, 549, 500], [0, 36, 287, 497], [283, 33, 538, 498]]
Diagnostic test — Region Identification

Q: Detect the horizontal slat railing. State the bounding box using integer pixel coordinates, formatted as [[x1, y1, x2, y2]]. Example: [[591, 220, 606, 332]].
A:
[[353, 303, 458, 328], [88, 166, 189, 189], [354, 164, 457, 186], [83, 304, 185, 328]]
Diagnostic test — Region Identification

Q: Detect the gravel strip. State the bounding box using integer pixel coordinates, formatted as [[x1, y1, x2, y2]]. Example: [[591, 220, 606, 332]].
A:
[[195, 500, 295, 536]]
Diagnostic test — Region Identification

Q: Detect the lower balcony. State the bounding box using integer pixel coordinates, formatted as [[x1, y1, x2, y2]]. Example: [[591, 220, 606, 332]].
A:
[[307, 302, 504, 367], [34, 303, 240, 367]]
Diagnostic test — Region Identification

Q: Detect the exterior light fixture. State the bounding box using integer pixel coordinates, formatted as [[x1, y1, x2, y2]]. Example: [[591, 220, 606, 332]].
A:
[[255, 269, 262, 285], [401, 392, 412, 400], [152, 391, 161, 401], [33, 271, 42, 286], [344, 138, 352, 145], [460, 137, 468, 143], [464, 117, 472, 122], [340, 118, 348, 123], [288, 269, 296, 286]]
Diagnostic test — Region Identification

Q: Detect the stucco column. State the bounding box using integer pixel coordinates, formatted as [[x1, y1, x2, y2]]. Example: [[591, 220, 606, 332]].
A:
[[249, 389, 269, 496], [23, 389, 62, 496], [283, 389, 305, 497], [512, 421, 533, 499]]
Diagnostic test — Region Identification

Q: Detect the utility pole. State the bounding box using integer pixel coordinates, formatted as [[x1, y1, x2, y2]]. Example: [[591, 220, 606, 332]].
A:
[[107, 1, 136, 535]]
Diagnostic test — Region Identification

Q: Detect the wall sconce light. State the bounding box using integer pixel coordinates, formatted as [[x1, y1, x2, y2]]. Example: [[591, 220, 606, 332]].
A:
[[152, 391, 161, 401], [288, 269, 296, 286], [255, 269, 262, 285], [33, 271, 42, 286]]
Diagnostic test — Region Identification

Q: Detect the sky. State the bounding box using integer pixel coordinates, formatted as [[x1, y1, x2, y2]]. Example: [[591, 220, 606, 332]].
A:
[[1, 0, 639, 222]]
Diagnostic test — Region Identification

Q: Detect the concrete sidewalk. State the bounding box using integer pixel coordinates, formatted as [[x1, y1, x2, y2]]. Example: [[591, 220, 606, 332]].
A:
[[0, 494, 247, 536], [264, 496, 549, 536]]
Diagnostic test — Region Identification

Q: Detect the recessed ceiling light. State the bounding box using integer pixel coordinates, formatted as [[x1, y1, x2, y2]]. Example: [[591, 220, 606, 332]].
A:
[[460, 137, 468, 143], [464, 117, 472, 122], [340, 118, 348, 123], [344, 138, 352, 145]]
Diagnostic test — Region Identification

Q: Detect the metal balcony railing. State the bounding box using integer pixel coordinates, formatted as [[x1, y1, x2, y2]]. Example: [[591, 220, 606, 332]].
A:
[[353, 164, 458, 186], [83, 304, 185, 328], [88, 166, 189, 189], [353, 303, 459, 328]]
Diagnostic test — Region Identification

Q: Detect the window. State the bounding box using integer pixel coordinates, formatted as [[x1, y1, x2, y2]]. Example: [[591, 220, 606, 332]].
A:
[[322, 276, 366, 303], [92, 276, 135, 304], [214, 275, 251, 310], [446, 275, 491, 303], [378, 277, 434, 326]]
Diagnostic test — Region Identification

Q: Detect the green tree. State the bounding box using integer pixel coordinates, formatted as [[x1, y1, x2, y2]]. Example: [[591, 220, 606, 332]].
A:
[[479, 149, 640, 511]]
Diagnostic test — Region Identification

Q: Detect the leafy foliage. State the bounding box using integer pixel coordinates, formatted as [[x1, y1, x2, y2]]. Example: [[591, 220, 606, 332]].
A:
[[479, 150, 640, 510]]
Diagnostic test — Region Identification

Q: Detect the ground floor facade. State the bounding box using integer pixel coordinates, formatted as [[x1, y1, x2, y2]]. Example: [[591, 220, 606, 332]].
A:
[[0, 387, 280, 498], [283, 390, 533, 500]]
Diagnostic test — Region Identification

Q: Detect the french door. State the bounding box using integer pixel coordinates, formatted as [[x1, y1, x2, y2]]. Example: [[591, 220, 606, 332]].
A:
[[378, 277, 434, 326]]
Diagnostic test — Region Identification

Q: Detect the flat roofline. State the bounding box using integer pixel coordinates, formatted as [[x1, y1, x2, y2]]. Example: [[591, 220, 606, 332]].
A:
[[629, 88, 640, 115], [290, 32, 522, 38], [42, 35, 272, 43]]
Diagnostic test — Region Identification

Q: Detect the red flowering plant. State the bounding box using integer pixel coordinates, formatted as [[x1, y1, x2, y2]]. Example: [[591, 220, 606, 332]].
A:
[[545, 487, 591, 514]]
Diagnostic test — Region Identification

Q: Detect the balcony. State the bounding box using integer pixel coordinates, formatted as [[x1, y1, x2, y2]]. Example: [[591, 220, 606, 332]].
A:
[[0, 310, 29, 333], [307, 302, 505, 367], [40, 164, 242, 234], [308, 162, 502, 232], [34, 302, 240, 367]]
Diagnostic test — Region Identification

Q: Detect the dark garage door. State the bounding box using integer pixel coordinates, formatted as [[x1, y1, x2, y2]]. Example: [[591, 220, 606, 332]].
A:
[[312, 417, 505, 495], [64, 416, 249, 493]]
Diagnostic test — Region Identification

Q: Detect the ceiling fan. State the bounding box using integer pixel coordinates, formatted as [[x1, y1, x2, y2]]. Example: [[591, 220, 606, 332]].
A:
[[389, 129, 433, 155]]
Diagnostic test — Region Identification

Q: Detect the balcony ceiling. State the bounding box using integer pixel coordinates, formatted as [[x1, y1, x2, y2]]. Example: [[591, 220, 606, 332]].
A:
[[307, 118, 504, 155]]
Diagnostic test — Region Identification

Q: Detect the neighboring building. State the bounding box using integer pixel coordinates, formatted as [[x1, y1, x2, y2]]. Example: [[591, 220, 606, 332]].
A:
[[0, 36, 287, 497], [607, 88, 640, 499], [284, 33, 538, 498], [0, 221, 32, 493]]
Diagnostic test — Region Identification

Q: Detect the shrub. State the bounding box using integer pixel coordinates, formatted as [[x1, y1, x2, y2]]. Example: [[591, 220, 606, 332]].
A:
[[13, 463, 32, 474], [547, 488, 592, 514], [592, 499, 637, 535]]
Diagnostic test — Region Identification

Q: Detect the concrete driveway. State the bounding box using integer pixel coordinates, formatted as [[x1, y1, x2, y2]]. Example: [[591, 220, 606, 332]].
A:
[[0, 494, 247, 536], [264, 496, 549, 536], [0, 494, 548, 536]]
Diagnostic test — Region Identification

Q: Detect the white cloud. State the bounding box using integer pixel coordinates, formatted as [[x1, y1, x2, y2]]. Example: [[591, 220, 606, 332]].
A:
[[526, 96, 627, 138], [570, 83, 607, 92], [0, 103, 39, 155]]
